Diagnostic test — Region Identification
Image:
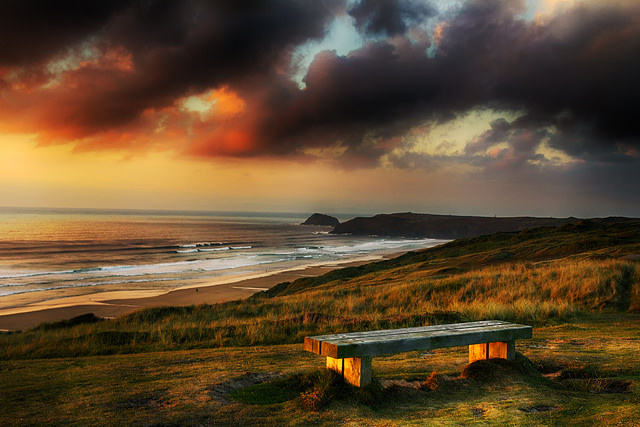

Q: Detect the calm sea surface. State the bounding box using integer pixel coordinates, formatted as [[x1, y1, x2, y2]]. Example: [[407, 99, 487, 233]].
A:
[[0, 208, 447, 309]]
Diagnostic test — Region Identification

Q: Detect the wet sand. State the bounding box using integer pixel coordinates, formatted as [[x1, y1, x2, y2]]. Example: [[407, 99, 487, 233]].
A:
[[0, 257, 388, 331]]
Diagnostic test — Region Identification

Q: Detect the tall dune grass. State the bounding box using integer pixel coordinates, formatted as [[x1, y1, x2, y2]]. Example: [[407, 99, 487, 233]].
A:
[[1, 257, 638, 359]]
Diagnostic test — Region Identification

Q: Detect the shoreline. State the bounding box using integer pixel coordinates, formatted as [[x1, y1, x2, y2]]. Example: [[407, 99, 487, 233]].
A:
[[0, 253, 399, 331]]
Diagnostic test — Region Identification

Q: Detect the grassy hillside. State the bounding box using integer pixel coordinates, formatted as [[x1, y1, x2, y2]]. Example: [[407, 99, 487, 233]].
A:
[[1, 220, 639, 360], [2, 221, 640, 425], [268, 220, 640, 296]]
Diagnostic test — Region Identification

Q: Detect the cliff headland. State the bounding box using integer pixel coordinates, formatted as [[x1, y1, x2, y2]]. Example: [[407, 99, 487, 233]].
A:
[[330, 212, 637, 239]]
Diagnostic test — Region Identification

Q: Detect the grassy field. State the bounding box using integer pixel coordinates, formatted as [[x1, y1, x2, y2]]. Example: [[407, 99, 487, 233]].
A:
[[1, 221, 639, 424], [1, 315, 638, 425]]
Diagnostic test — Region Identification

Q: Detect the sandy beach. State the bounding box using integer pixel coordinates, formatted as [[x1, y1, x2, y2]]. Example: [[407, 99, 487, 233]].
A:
[[0, 256, 390, 331]]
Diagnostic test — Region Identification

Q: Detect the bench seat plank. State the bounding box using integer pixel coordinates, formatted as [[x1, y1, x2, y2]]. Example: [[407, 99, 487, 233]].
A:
[[309, 320, 501, 341], [324, 323, 528, 346], [305, 320, 532, 359]]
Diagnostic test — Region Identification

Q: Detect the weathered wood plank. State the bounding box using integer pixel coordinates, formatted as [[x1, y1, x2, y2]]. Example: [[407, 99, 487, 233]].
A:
[[326, 322, 527, 341], [332, 328, 529, 358], [308, 320, 503, 342], [469, 340, 516, 363], [325, 332, 521, 353], [306, 321, 532, 388], [305, 321, 532, 358], [315, 322, 526, 340], [489, 340, 515, 360], [323, 324, 529, 346], [304, 337, 320, 353], [469, 343, 488, 363], [307, 321, 524, 345], [326, 356, 372, 387]]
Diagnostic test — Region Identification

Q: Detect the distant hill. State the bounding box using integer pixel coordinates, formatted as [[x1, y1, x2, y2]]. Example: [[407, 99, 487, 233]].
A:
[[268, 220, 640, 297], [301, 213, 340, 226], [330, 212, 638, 239]]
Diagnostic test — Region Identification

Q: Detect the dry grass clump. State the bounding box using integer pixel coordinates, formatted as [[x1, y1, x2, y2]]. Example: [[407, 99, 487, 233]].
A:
[[420, 370, 444, 391], [298, 371, 338, 411]]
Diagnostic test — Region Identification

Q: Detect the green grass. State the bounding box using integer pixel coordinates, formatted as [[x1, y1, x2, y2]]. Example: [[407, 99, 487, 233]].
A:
[[1, 315, 638, 425]]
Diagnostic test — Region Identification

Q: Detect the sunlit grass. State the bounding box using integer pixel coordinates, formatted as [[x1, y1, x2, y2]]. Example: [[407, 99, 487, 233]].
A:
[[1, 315, 639, 425], [1, 257, 638, 359]]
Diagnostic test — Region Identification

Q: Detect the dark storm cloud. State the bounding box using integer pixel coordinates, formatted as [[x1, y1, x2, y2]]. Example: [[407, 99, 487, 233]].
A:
[[92, 0, 342, 131], [258, 0, 640, 164], [348, 0, 436, 36], [107, 0, 341, 82], [386, 151, 439, 170], [0, 0, 133, 65], [443, 0, 640, 155], [464, 119, 513, 155], [0, 0, 341, 132], [2, 0, 640, 170], [464, 117, 549, 173], [256, 43, 437, 158]]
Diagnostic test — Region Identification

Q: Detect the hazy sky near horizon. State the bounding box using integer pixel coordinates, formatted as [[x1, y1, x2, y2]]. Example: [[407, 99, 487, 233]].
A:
[[1, 0, 639, 217]]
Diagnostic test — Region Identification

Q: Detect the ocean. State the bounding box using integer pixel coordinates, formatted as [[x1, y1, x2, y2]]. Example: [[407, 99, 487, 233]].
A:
[[0, 208, 447, 311]]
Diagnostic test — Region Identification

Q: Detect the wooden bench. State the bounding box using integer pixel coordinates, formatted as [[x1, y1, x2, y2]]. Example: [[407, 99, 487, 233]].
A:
[[304, 320, 532, 387]]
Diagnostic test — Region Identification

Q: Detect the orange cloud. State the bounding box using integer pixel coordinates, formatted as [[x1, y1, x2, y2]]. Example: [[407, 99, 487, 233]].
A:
[[182, 86, 273, 158], [219, 129, 254, 154], [0, 44, 195, 155], [189, 121, 258, 157], [0, 45, 138, 138], [208, 87, 246, 118]]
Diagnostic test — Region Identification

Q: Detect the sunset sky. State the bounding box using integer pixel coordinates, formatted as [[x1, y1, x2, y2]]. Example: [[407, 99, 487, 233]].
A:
[[1, 0, 639, 217]]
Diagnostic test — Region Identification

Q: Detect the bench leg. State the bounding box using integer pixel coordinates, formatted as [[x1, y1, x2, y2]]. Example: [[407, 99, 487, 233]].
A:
[[326, 356, 372, 387], [469, 340, 515, 363]]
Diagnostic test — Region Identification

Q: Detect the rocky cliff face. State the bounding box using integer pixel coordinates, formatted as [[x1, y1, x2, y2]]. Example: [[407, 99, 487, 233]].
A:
[[330, 212, 581, 239], [301, 213, 340, 227]]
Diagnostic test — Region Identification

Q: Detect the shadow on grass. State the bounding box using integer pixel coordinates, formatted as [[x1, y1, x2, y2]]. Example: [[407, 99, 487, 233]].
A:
[[228, 369, 385, 411]]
